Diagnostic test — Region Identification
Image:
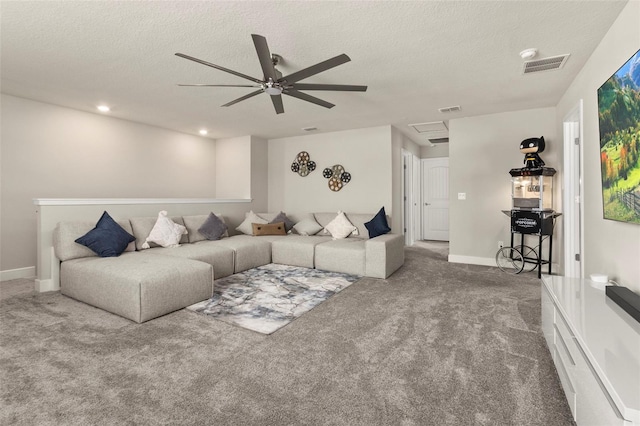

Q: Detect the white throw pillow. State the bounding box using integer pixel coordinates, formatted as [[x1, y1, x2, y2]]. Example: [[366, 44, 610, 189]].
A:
[[293, 218, 323, 236], [324, 211, 358, 240], [235, 211, 268, 235], [141, 211, 187, 248]]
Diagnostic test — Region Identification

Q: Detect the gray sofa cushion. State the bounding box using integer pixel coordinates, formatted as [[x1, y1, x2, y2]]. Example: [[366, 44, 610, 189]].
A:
[[139, 243, 235, 280], [130, 216, 189, 250], [60, 252, 213, 323], [271, 235, 333, 268], [315, 239, 366, 276], [54, 220, 136, 262]]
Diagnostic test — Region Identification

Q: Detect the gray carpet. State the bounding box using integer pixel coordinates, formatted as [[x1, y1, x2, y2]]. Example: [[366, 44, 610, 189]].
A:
[[0, 247, 574, 425]]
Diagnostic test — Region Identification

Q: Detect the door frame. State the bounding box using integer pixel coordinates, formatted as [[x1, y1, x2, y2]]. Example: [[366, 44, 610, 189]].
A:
[[402, 150, 420, 245], [563, 99, 584, 278]]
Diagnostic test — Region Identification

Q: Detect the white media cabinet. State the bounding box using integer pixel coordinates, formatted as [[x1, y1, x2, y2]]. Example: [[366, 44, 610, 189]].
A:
[[541, 275, 640, 425]]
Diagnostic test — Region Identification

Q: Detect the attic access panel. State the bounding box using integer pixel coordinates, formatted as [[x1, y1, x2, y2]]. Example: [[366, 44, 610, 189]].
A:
[[409, 121, 448, 134]]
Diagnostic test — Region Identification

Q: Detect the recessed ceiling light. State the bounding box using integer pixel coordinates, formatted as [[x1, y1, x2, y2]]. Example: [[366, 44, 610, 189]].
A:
[[96, 105, 110, 112], [199, 129, 208, 135], [519, 48, 538, 60]]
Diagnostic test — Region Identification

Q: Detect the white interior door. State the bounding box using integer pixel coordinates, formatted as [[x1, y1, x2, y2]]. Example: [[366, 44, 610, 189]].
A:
[[422, 157, 449, 241]]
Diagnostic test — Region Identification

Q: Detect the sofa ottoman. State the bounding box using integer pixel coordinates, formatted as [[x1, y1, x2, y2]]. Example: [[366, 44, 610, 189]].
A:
[[60, 253, 213, 323]]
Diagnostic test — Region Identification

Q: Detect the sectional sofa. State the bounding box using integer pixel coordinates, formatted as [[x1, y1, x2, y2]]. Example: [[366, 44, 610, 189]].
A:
[[53, 212, 405, 323]]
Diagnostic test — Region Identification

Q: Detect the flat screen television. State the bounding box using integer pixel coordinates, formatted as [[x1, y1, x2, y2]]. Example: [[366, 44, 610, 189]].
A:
[[597, 48, 640, 224]]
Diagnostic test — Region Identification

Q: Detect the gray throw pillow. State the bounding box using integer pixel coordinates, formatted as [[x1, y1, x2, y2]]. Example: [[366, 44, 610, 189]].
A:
[[293, 218, 323, 236], [198, 212, 228, 241], [270, 211, 295, 233]]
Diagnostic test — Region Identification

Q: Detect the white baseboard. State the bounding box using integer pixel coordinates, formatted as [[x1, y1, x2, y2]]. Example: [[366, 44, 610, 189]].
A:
[[448, 255, 497, 267], [35, 279, 58, 292], [448, 255, 561, 274], [0, 266, 36, 282]]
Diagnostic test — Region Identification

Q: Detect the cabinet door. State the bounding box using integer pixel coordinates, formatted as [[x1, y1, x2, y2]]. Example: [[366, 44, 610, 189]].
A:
[[571, 342, 627, 425]]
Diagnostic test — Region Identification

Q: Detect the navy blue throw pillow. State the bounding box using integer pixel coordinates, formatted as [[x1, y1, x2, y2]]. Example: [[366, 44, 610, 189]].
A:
[[75, 211, 135, 257], [365, 207, 391, 238]]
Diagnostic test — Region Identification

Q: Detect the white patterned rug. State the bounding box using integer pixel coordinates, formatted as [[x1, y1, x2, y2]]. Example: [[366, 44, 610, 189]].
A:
[[186, 264, 361, 334]]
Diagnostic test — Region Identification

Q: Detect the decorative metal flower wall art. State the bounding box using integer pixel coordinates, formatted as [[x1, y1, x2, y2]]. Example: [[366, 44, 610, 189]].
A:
[[322, 164, 352, 191], [291, 151, 316, 177]]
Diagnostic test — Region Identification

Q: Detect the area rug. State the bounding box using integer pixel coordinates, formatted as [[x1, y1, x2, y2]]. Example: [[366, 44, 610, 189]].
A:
[[186, 264, 361, 334]]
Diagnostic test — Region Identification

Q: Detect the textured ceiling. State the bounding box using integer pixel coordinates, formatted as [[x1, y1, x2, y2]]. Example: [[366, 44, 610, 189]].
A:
[[0, 1, 628, 145]]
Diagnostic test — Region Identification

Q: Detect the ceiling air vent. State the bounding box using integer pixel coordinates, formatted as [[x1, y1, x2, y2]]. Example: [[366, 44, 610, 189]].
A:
[[438, 105, 461, 113], [428, 137, 449, 144], [523, 54, 570, 74]]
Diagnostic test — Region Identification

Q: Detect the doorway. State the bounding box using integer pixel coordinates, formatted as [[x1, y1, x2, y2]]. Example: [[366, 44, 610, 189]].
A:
[[421, 157, 449, 241], [563, 100, 584, 278]]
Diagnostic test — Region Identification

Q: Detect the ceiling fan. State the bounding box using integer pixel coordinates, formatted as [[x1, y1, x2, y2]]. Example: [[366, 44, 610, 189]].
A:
[[175, 34, 367, 114]]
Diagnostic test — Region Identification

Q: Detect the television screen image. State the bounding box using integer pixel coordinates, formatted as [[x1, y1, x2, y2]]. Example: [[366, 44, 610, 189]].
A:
[[597, 48, 640, 224]]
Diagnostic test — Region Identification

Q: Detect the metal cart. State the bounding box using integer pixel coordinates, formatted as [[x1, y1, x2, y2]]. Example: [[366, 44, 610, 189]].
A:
[[497, 210, 561, 278]]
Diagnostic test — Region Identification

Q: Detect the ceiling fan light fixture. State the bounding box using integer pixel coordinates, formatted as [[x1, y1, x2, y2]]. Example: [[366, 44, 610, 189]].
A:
[[265, 86, 283, 96]]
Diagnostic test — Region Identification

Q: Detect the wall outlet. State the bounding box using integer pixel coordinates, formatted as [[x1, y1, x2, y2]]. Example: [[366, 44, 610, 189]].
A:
[[457, 192, 466, 200], [498, 241, 504, 249]]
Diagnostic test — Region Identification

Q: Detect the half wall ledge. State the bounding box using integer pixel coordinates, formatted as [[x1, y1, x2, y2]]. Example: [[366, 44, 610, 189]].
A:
[[33, 198, 252, 206], [33, 198, 255, 293]]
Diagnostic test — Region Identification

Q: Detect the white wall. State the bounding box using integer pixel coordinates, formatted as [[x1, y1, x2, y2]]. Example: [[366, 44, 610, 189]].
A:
[[556, 0, 640, 292], [250, 135, 269, 209], [421, 144, 449, 159], [215, 136, 251, 199], [0, 94, 218, 273], [268, 126, 394, 223], [449, 107, 558, 265]]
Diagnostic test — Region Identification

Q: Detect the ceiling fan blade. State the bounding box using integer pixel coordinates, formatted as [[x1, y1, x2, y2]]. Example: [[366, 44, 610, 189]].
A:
[[283, 89, 334, 109], [221, 89, 264, 107], [175, 53, 263, 84], [280, 54, 351, 84], [177, 84, 261, 87], [251, 34, 278, 81], [291, 83, 367, 92], [270, 94, 284, 114]]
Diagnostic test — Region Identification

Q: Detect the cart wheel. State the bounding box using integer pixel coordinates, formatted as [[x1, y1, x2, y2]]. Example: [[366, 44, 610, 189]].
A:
[[496, 246, 525, 274], [520, 245, 539, 272]]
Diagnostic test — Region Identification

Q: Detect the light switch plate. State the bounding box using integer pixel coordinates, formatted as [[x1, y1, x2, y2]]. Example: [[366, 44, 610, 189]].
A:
[[458, 192, 466, 200]]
